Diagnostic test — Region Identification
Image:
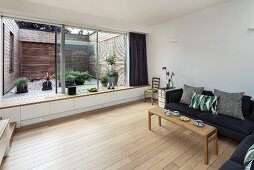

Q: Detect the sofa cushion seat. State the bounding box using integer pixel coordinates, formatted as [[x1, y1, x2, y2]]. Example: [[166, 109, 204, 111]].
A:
[[199, 113, 254, 136], [230, 135, 254, 165], [165, 103, 205, 119], [219, 160, 244, 170]]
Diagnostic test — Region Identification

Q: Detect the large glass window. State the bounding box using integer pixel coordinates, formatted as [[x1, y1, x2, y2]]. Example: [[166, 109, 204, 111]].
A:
[[1, 16, 128, 101], [97, 31, 127, 87], [64, 27, 97, 94]]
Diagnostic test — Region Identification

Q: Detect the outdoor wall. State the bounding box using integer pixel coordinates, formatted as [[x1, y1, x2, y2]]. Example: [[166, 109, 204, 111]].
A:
[[64, 34, 93, 74], [97, 35, 127, 85], [21, 42, 55, 79], [19, 29, 55, 79], [3, 18, 20, 94], [147, 0, 254, 97]]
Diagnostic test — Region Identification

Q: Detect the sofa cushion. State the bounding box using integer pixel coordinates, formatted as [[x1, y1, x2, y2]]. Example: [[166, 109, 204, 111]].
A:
[[230, 135, 254, 165], [165, 103, 204, 119], [180, 84, 204, 105], [242, 96, 252, 116], [219, 160, 244, 170], [200, 94, 219, 114], [214, 89, 245, 120], [199, 113, 254, 136], [189, 92, 203, 109], [244, 144, 254, 168]]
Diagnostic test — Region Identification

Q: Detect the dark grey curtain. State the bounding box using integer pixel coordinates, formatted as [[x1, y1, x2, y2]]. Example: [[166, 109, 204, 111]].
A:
[[129, 32, 148, 86]]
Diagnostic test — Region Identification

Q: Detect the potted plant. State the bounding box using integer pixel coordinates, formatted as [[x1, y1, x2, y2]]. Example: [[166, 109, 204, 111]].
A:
[[65, 75, 75, 87], [77, 71, 91, 85], [69, 71, 83, 85], [16, 77, 28, 94], [42, 72, 53, 91], [100, 75, 108, 87], [106, 55, 118, 86]]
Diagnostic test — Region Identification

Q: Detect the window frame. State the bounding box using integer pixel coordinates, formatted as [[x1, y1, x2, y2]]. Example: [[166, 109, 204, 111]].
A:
[[9, 31, 14, 73]]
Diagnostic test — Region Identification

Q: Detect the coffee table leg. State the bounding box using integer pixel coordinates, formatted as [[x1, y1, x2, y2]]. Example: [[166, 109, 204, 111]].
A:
[[148, 112, 152, 130], [214, 130, 218, 155], [158, 116, 161, 126], [204, 136, 208, 165]]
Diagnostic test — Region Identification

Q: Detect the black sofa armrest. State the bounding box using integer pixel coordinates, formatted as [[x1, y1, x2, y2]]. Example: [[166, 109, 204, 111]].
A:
[[165, 88, 183, 104]]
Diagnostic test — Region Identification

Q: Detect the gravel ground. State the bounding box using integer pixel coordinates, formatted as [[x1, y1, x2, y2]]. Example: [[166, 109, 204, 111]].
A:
[[3, 79, 98, 101]]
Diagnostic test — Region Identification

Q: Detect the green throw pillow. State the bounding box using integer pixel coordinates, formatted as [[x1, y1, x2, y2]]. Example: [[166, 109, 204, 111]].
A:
[[200, 95, 219, 114], [189, 92, 204, 109], [244, 144, 254, 170]]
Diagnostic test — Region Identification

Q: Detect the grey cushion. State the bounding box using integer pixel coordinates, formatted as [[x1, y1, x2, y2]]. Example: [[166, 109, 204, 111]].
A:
[[214, 89, 245, 120], [180, 84, 204, 105]]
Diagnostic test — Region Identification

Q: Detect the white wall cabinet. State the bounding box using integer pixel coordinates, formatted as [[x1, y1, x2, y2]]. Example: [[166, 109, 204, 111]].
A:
[[1, 87, 148, 127]]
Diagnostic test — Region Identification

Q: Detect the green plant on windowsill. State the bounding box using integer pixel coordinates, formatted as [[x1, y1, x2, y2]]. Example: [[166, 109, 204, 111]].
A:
[[100, 75, 108, 87], [65, 75, 75, 87], [16, 77, 28, 93], [88, 87, 98, 92]]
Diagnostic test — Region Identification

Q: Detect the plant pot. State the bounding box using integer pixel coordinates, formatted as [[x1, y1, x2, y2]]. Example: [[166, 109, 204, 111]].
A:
[[42, 80, 52, 91], [16, 85, 28, 94], [101, 82, 108, 87], [75, 79, 85, 85], [108, 75, 118, 86], [65, 81, 75, 88]]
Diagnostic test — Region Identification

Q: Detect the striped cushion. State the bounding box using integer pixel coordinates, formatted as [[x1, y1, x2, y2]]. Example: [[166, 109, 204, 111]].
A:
[[244, 144, 254, 170], [200, 95, 219, 114], [189, 92, 204, 109]]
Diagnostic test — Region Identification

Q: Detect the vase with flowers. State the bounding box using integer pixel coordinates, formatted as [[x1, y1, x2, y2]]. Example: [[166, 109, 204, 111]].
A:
[[162, 67, 175, 89]]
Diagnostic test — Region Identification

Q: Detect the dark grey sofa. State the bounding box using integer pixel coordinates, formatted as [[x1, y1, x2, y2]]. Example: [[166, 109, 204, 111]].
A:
[[165, 89, 254, 142], [219, 131, 254, 170], [165, 88, 254, 170]]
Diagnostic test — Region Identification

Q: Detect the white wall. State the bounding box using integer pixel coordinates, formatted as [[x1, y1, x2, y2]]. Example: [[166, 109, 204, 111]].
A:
[[147, 0, 254, 97]]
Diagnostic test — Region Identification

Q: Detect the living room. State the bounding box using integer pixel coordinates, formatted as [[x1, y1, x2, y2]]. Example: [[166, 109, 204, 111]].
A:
[[0, 0, 253, 169]]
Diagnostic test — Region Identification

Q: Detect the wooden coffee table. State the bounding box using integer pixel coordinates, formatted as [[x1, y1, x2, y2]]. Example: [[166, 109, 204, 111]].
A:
[[148, 107, 218, 165]]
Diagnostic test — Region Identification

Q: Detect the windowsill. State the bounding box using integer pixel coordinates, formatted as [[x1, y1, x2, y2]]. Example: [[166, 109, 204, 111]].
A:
[[0, 85, 149, 110]]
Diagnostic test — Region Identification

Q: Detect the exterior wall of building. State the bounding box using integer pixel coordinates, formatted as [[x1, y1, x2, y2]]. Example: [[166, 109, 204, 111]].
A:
[[19, 29, 55, 79], [3, 18, 20, 94], [20, 42, 55, 79], [97, 35, 127, 85]]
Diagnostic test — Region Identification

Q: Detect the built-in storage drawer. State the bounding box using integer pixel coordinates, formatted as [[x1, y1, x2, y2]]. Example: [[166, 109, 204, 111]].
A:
[[0, 107, 21, 127], [50, 99, 73, 114], [21, 102, 50, 120], [110, 90, 129, 102]]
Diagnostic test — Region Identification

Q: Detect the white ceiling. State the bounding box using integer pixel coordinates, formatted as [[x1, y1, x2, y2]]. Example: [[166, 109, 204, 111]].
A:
[[21, 0, 231, 26]]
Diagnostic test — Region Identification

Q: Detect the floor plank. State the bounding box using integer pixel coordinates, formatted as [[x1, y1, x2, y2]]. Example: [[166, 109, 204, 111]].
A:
[[1, 101, 238, 170]]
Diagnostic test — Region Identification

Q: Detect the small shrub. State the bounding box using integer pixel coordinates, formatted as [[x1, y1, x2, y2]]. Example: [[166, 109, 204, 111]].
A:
[[88, 87, 98, 92], [66, 75, 75, 82], [16, 77, 28, 88], [100, 75, 108, 84]]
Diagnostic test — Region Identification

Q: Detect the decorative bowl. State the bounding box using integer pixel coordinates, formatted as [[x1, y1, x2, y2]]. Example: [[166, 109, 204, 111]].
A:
[[179, 116, 190, 122], [194, 120, 205, 127], [173, 111, 180, 117]]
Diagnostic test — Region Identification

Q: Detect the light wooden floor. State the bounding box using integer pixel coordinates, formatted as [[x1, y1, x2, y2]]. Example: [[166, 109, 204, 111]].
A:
[[1, 101, 238, 170]]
